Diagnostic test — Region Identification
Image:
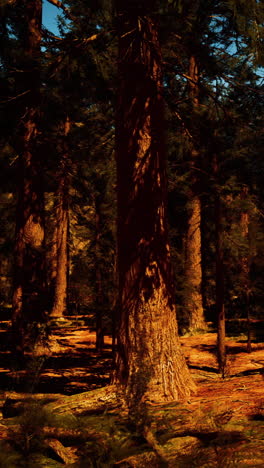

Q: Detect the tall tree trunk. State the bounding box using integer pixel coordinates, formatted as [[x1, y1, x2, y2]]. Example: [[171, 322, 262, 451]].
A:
[[12, 0, 47, 353], [184, 197, 205, 330], [50, 117, 70, 318], [113, 2, 195, 404], [213, 156, 226, 376], [240, 187, 251, 352], [49, 219, 58, 301], [184, 55, 206, 332]]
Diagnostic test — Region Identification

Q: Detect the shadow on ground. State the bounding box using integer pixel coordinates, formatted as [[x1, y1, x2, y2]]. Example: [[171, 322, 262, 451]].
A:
[[0, 323, 113, 395]]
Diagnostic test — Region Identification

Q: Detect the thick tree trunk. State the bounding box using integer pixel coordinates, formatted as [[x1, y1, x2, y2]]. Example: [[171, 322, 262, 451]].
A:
[[113, 3, 195, 404], [12, 0, 47, 353], [184, 55, 206, 332], [50, 118, 70, 318]]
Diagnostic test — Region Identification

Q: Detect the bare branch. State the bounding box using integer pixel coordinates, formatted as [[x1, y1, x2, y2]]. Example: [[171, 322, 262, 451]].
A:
[[173, 110, 193, 140], [0, 89, 30, 104], [82, 32, 105, 44]]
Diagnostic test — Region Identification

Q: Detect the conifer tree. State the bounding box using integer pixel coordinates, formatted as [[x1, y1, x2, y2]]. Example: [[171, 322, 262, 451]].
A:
[[47, 0, 118, 341], [10, 0, 48, 355], [113, 0, 195, 403], [183, 55, 206, 332], [50, 116, 70, 318], [163, 0, 263, 340]]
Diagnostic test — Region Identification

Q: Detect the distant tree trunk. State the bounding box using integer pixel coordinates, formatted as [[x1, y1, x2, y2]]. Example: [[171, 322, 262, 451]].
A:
[[184, 196, 205, 331], [213, 156, 226, 376], [50, 117, 70, 318], [12, 0, 47, 353], [113, 2, 195, 404], [184, 55, 206, 333], [94, 196, 104, 352], [49, 220, 58, 300], [240, 187, 251, 352], [215, 195, 226, 375]]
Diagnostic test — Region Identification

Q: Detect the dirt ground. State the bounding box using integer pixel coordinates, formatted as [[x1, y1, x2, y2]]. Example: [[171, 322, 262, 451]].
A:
[[45, 327, 264, 415], [0, 322, 263, 467], [180, 333, 264, 416], [1, 322, 263, 413]]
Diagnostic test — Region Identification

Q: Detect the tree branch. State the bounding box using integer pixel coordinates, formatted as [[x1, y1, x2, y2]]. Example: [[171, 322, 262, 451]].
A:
[[46, 0, 75, 22], [0, 89, 30, 104]]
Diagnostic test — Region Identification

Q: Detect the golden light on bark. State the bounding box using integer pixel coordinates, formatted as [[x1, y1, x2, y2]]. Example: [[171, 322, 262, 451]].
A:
[[114, 6, 195, 404], [184, 197, 206, 331], [50, 118, 70, 318], [183, 53, 206, 332]]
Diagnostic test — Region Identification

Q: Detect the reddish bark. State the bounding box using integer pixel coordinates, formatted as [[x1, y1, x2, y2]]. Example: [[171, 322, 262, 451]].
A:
[[113, 4, 195, 403]]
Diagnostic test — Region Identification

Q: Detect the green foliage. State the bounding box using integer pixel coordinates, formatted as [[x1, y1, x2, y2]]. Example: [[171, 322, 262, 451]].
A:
[[1, 404, 55, 467], [74, 412, 150, 467], [164, 0, 264, 323], [1, 401, 84, 467]]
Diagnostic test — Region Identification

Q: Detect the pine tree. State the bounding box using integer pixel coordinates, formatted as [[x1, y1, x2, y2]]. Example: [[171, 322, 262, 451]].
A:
[[10, 0, 48, 355], [113, 0, 195, 404], [45, 0, 118, 341], [50, 116, 70, 318], [183, 52, 206, 332]]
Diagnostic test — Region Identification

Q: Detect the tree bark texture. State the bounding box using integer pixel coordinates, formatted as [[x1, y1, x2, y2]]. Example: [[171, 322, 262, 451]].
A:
[[213, 156, 226, 376], [240, 187, 251, 352], [12, 0, 47, 350], [183, 55, 205, 332], [184, 197, 205, 330], [50, 117, 70, 318], [113, 3, 195, 404]]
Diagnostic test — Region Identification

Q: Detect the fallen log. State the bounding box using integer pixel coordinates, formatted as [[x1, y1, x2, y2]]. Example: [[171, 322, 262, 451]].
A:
[[44, 438, 78, 464], [0, 419, 110, 445], [2, 385, 122, 419], [44, 384, 122, 416], [2, 392, 62, 418]]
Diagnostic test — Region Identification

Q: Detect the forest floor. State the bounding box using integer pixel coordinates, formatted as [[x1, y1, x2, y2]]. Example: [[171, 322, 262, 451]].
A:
[[0, 318, 263, 467]]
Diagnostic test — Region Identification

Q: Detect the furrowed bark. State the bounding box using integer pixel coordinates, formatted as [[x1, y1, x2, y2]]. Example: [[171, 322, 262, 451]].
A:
[[184, 54, 206, 332], [113, 2, 195, 404], [50, 117, 70, 318]]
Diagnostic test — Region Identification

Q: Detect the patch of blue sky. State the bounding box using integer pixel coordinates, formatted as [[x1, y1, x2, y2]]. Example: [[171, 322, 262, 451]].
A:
[[42, 0, 61, 36]]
